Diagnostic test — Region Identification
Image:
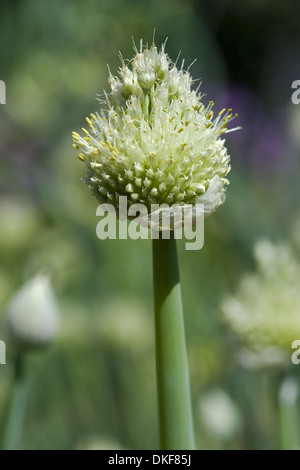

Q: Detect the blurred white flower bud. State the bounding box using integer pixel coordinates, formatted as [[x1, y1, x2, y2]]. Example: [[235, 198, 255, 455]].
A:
[[4, 274, 60, 350], [198, 388, 242, 440]]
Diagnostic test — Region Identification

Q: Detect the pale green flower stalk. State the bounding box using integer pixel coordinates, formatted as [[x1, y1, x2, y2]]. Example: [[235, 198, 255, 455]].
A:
[[73, 40, 238, 449], [278, 377, 299, 450], [3, 274, 59, 450]]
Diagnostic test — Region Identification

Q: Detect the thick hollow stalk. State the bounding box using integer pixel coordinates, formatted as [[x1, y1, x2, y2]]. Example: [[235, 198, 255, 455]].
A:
[[278, 376, 299, 450], [4, 352, 29, 450], [152, 232, 195, 450]]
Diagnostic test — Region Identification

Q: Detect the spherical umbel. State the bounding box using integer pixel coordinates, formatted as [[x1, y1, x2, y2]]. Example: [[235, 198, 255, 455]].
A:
[[72, 41, 240, 222]]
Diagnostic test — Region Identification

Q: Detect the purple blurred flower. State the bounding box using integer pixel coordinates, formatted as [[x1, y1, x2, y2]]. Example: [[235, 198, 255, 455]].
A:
[[214, 85, 292, 174]]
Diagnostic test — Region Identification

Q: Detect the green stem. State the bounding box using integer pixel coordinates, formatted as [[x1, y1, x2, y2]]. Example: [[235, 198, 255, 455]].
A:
[[4, 352, 29, 450], [278, 375, 299, 450], [152, 232, 195, 450]]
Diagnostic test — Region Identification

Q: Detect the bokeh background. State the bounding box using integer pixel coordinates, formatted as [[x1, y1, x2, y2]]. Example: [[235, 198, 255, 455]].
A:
[[1, 0, 300, 450]]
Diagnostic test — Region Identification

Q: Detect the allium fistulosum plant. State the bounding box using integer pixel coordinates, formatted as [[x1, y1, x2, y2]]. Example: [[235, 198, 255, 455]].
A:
[[3, 274, 59, 450], [73, 39, 238, 449]]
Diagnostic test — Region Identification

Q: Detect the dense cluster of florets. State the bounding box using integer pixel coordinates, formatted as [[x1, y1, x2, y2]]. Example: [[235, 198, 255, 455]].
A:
[[222, 240, 300, 367], [73, 41, 238, 218]]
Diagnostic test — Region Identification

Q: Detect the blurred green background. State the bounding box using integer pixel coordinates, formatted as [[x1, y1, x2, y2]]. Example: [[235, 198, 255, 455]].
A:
[[1, 0, 300, 450]]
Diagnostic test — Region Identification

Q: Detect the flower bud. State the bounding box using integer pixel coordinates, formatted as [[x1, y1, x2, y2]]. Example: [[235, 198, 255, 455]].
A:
[[4, 274, 60, 350], [137, 65, 156, 90], [120, 68, 142, 96]]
